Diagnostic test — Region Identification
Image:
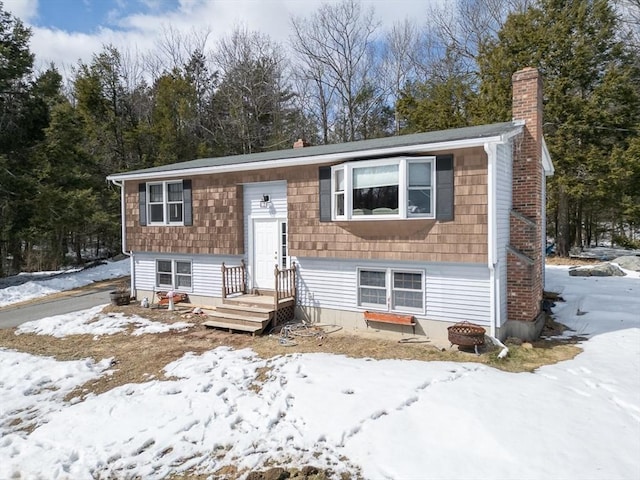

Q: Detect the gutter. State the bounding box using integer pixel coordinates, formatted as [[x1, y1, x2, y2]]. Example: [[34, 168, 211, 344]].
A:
[[110, 179, 135, 297]]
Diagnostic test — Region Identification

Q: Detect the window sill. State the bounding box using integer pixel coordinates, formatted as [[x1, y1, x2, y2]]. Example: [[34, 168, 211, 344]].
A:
[[147, 223, 186, 227]]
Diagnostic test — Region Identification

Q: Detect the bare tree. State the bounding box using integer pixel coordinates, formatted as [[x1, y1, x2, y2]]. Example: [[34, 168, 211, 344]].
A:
[[290, 0, 384, 142], [144, 25, 212, 80], [423, 0, 531, 76], [212, 26, 295, 154], [381, 19, 422, 134], [615, 0, 640, 49]]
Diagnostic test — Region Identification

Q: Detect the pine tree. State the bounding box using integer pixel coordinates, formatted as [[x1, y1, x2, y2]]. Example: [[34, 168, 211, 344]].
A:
[[475, 0, 640, 255]]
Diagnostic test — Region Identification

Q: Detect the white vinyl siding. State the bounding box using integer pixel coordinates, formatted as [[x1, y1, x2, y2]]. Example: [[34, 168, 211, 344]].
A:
[[133, 253, 491, 327], [135, 253, 243, 297], [495, 142, 513, 326], [295, 258, 491, 327]]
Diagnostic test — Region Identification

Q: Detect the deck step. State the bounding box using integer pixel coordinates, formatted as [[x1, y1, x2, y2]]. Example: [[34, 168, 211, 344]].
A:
[[203, 320, 264, 334], [216, 303, 273, 319], [206, 311, 272, 328]]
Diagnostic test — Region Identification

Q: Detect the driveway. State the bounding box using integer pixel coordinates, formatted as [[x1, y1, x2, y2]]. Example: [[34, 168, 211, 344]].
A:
[[0, 278, 128, 329]]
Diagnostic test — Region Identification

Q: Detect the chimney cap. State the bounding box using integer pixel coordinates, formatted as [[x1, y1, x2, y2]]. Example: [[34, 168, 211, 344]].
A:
[[512, 67, 540, 82]]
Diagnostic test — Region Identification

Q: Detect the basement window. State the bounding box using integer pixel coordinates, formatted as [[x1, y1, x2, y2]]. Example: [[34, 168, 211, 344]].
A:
[[156, 259, 192, 290], [357, 268, 424, 313]]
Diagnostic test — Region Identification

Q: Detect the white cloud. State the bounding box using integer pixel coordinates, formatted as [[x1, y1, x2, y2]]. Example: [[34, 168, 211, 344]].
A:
[[26, 0, 437, 73], [3, 0, 39, 22]]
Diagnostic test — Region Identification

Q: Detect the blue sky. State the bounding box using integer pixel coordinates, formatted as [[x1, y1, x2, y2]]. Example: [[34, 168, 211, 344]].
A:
[[4, 0, 435, 71], [31, 0, 179, 33]]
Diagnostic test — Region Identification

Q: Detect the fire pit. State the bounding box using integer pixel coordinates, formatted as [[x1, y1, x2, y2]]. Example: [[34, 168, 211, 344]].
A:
[[448, 321, 486, 353]]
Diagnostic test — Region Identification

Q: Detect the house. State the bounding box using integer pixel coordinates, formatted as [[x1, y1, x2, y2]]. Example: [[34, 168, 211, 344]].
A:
[[107, 67, 553, 342]]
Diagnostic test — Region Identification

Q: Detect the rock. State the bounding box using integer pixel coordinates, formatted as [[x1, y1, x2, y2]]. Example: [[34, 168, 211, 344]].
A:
[[300, 466, 320, 476], [612, 255, 640, 272], [568, 263, 626, 277], [263, 468, 290, 480]]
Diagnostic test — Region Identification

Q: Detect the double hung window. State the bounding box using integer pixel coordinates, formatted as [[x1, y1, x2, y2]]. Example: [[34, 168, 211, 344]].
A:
[[357, 268, 424, 313], [156, 259, 192, 290], [331, 157, 435, 220], [147, 181, 184, 225]]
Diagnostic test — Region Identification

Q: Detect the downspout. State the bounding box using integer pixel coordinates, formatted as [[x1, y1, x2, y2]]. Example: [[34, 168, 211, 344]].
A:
[[484, 142, 499, 339], [110, 179, 135, 297]]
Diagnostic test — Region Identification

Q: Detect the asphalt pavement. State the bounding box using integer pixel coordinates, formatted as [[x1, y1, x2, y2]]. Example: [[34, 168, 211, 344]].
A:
[[0, 278, 126, 329]]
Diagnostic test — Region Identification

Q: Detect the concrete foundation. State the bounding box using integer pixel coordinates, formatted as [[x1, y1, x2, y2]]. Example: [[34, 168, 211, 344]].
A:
[[296, 305, 456, 349], [499, 311, 546, 341]]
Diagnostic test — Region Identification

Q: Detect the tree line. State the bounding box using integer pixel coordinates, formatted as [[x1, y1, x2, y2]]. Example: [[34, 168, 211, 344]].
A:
[[1, 0, 639, 275]]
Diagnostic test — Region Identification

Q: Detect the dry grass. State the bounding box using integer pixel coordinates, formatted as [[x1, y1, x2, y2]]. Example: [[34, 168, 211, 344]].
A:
[[545, 256, 601, 266], [0, 302, 582, 403]]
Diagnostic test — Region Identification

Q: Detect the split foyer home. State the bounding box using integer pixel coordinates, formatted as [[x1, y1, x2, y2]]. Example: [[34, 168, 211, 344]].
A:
[[107, 67, 553, 342]]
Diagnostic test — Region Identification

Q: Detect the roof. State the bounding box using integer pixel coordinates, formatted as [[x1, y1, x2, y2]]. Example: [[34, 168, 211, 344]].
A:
[[107, 121, 531, 181]]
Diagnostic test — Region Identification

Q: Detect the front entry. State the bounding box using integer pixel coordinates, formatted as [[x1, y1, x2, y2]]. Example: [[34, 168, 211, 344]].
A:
[[252, 218, 281, 290]]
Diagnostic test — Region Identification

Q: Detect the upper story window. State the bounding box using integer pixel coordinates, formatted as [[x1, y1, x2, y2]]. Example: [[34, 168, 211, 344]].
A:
[[139, 179, 193, 227], [331, 157, 435, 220], [148, 181, 183, 224]]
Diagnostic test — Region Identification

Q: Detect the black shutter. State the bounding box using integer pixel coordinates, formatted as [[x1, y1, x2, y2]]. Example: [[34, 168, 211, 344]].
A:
[[436, 155, 454, 221], [183, 179, 193, 226], [319, 166, 332, 222], [138, 183, 147, 226]]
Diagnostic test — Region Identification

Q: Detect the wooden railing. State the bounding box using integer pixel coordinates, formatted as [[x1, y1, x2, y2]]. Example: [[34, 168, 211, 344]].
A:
[[221, 260, 246, 299], [275, 262, 296, 302], [274, 262, 296, 322]]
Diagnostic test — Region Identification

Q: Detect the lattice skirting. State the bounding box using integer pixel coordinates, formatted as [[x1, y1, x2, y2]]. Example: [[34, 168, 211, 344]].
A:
[[275, 304, 295, 324]]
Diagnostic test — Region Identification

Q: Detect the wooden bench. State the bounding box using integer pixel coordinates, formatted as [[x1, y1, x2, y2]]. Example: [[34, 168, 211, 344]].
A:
[[364, 311, 416, 334]]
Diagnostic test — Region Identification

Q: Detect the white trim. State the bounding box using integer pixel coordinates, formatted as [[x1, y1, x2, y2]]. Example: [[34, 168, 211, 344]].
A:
[[485, 142, 498, 266], [147, 180, 185, 226], [485, 141, 499, 337], [107, 133, 520, 182], [542, 137, 554, 175], [331, 156, 436, 221], [357, 266, 426, 315], [155, 258, 193, 291]]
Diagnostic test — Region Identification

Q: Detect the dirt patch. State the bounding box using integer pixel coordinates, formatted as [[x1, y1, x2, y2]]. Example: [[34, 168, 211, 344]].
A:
[[545, 256, 600, 266]]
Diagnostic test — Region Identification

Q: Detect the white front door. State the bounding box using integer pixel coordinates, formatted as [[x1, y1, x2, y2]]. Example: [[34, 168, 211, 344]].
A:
[[252, 218, 280, 289]]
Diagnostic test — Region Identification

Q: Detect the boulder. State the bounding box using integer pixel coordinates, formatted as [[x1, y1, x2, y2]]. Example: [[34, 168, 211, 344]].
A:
[[569, 263, 626, 277], [612, 255, 640, 272]]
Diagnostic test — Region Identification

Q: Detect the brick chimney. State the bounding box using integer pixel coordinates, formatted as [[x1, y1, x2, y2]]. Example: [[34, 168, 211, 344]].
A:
[[293, 138, 311, 149], [507, 67, 545, 328]]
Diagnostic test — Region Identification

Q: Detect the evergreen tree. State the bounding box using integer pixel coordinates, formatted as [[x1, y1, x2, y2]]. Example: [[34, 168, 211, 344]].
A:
[[0, 3, 54, 274], [475, 0, 640, 255]]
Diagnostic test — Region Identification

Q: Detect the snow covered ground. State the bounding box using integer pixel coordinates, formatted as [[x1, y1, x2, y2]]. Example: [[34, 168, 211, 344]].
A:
[[0, 263, 639, 479], [0, 259, 130, 307]]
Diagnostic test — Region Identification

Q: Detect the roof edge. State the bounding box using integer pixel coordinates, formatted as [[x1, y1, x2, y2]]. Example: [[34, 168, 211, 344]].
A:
[[107, 130, 519, 182]]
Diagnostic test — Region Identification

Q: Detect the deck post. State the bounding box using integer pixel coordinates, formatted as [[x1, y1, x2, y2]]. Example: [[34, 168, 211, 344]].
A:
[[221, 262, 227, 300]]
